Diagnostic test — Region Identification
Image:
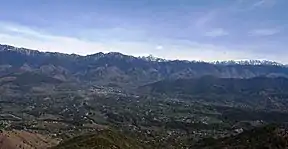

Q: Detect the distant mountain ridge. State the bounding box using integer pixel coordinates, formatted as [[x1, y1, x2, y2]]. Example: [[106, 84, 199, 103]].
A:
[[1, 44, 285, 66], [1, 44, 288, 87]]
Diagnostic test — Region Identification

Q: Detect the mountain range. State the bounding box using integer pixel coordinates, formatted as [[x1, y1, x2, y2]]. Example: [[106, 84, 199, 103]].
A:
[[1, 44, 288, 89], [2, 44, 288, 148]]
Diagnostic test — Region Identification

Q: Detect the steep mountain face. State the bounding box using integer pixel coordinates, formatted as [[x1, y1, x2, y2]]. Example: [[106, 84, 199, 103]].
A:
[[1, 44, 288, 87]]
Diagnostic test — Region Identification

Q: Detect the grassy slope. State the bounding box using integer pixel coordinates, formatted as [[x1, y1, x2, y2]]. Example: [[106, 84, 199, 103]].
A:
[[51, 129, 146, 149]]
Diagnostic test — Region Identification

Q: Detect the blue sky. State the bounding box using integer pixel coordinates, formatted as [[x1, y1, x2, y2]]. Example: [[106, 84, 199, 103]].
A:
[[0, 0, 287, 62]]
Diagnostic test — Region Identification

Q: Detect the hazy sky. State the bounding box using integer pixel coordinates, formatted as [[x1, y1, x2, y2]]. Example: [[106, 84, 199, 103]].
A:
[[0, 0, 287, 62]]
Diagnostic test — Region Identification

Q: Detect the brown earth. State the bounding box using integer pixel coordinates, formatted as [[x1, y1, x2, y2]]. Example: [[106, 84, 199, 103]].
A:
[[0, 130, 59, 149]]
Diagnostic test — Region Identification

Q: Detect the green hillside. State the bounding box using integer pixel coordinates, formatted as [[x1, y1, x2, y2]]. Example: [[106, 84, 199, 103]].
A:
[[51, 129, 146, 149]]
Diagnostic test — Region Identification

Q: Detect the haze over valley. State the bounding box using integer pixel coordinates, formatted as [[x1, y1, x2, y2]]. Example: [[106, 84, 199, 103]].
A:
[[1, 0, 288, 148]]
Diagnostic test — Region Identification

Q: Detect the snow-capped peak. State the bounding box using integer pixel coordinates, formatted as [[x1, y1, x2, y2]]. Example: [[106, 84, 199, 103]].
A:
[[140, 54, 167, 62]]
